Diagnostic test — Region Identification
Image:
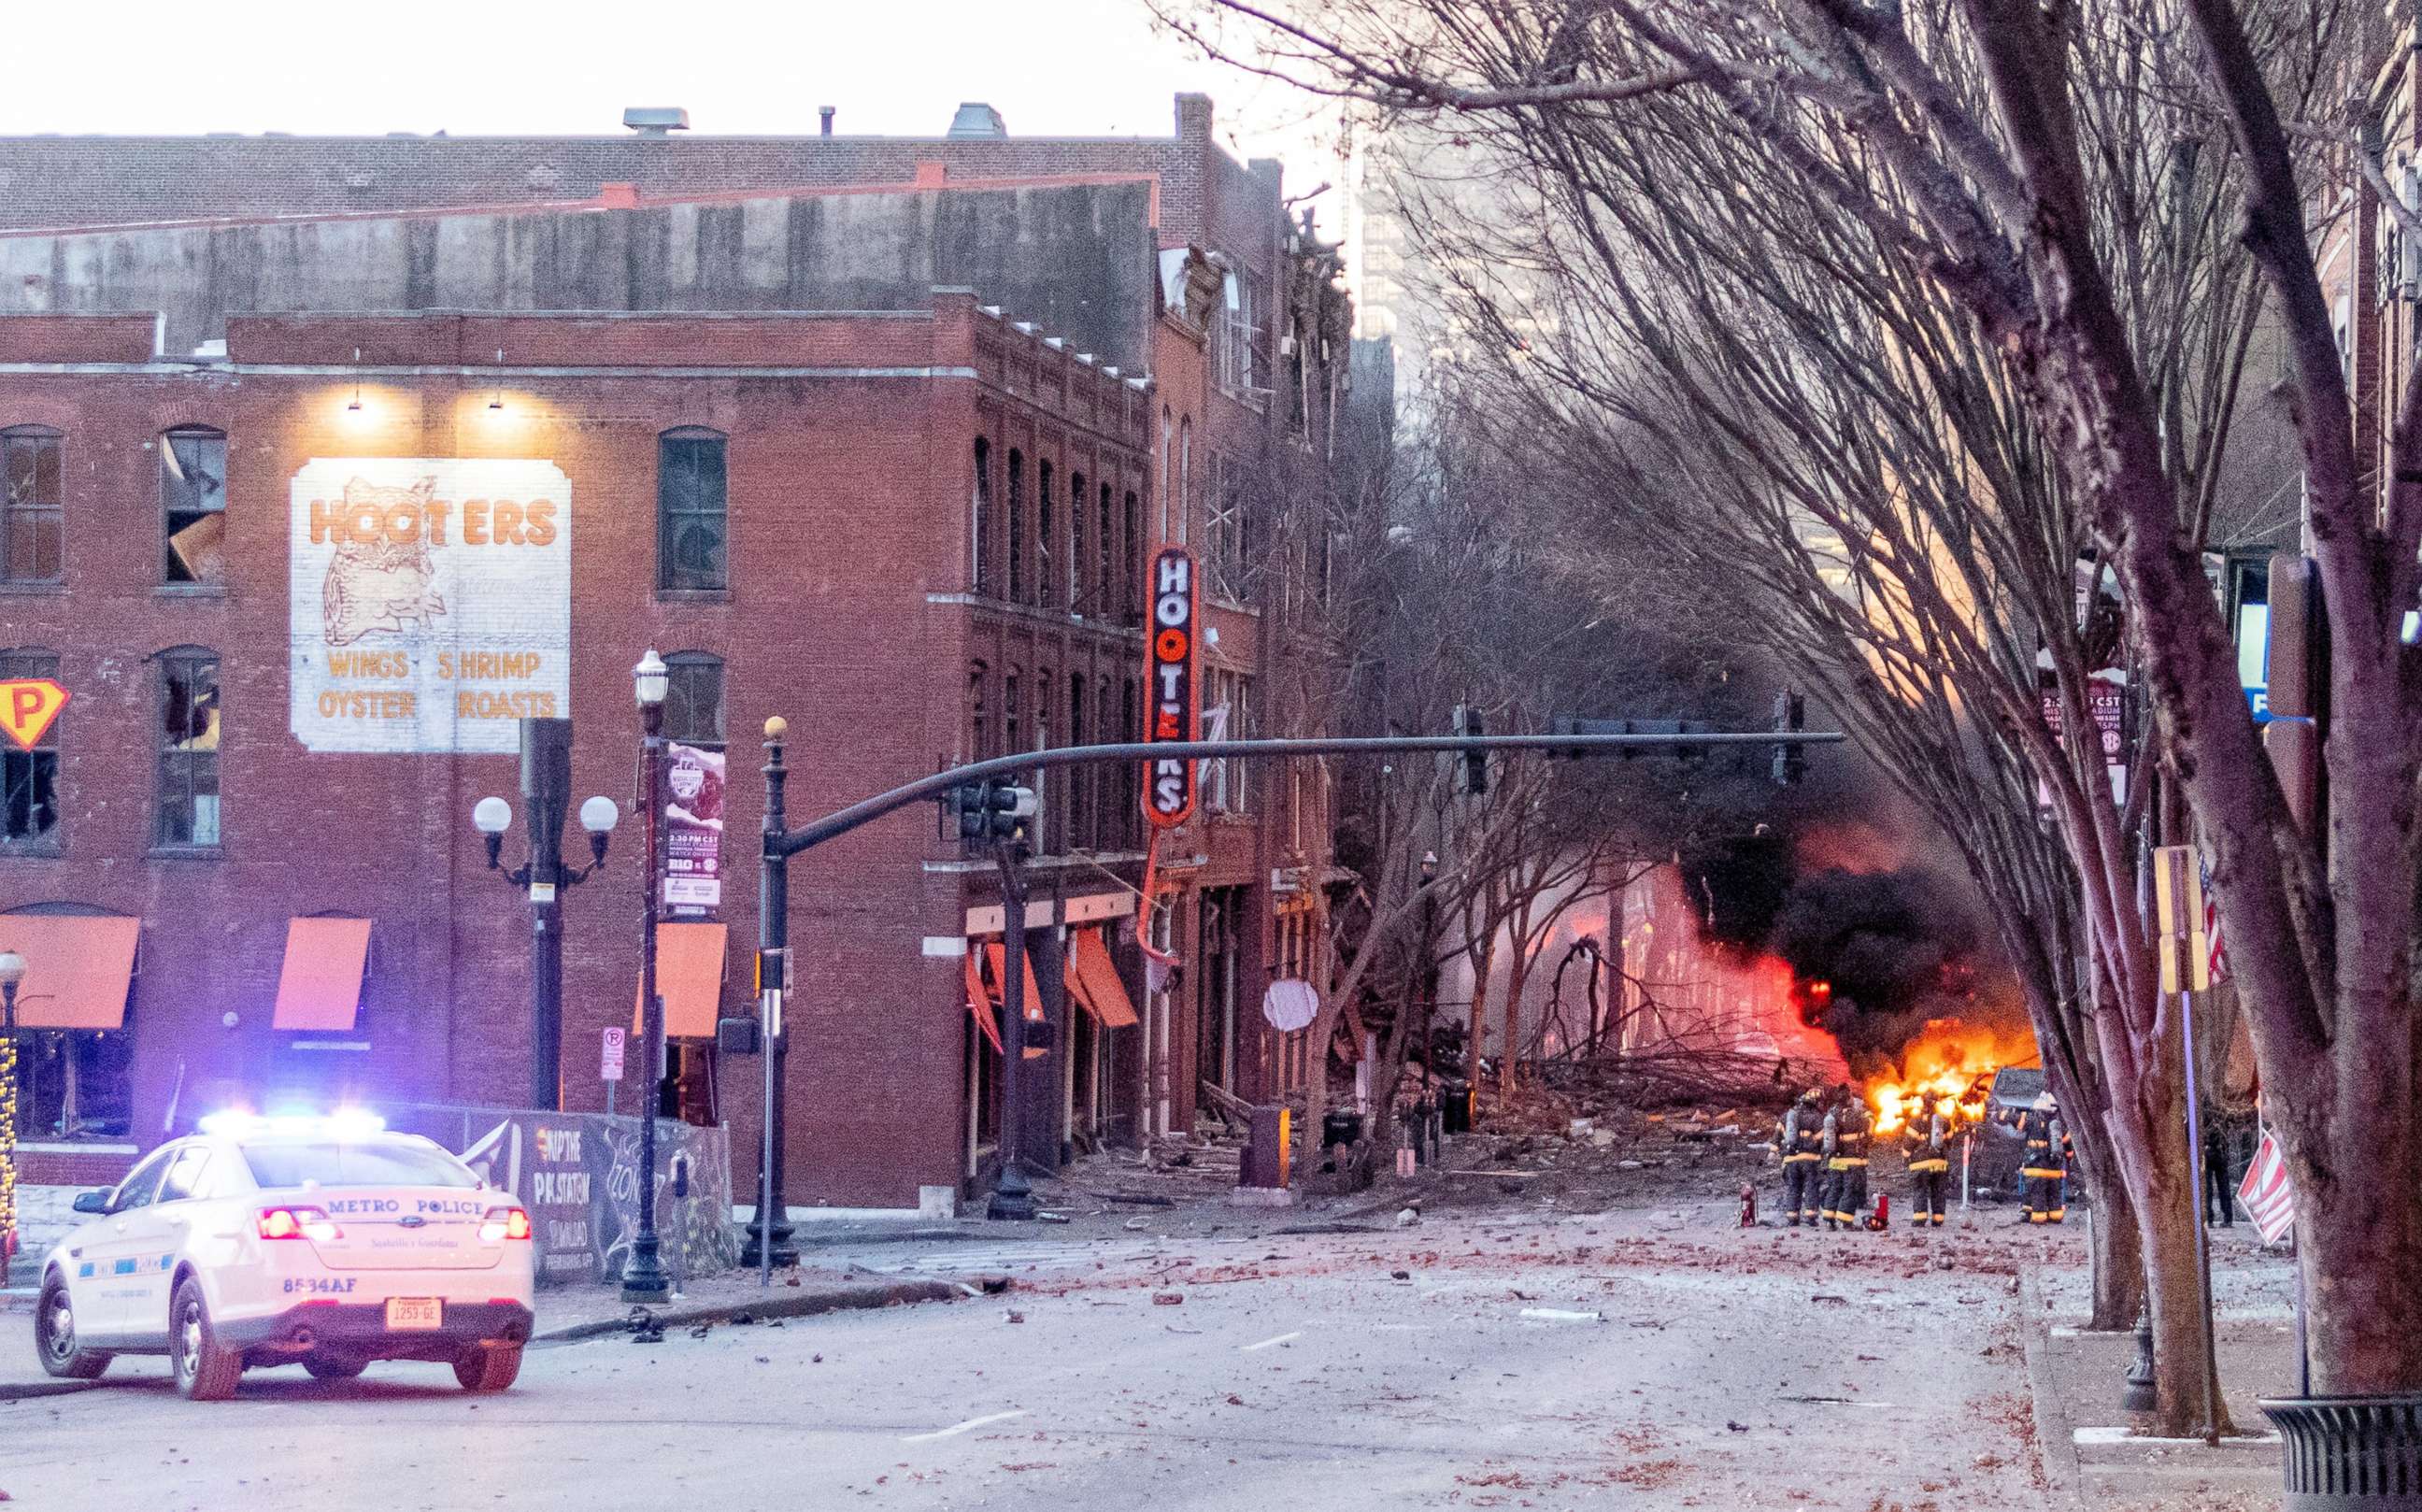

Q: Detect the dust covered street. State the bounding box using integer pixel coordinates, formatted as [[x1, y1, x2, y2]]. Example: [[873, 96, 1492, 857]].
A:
[[1, 1201, 2052, 1512]]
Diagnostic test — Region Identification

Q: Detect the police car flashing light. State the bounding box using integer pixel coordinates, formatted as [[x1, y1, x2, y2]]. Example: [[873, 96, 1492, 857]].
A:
[[30, 1123, 534, 1401]]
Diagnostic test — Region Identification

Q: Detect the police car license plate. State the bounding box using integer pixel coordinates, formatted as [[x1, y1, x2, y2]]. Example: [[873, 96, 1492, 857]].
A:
[[386, 1297, 443, 1331]]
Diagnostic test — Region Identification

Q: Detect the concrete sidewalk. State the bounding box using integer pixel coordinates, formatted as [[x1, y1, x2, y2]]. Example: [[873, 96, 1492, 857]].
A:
[[2024, 1225, 2301, 1512]]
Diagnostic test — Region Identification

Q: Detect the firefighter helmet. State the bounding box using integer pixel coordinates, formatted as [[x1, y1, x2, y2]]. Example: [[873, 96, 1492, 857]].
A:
[[1799, 1086, 1822, 1105], [2033, 1091, 2058, 1112]]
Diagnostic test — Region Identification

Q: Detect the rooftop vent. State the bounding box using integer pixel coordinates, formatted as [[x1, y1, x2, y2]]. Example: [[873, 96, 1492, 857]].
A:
[[946, 102, 1006, 138], [621, 107, 691, 137], [819, 106, 835, 137]]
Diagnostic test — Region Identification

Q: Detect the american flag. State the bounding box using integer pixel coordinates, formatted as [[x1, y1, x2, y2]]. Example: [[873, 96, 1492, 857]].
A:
[[2201, 858, 2230, 985]]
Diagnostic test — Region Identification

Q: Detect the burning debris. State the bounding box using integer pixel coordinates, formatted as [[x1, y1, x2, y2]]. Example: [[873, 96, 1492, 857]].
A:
[[1682, 820, 2037, 1121]]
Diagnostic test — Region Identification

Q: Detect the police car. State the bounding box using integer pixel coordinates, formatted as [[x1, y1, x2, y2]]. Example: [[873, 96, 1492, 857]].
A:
[[30, 1112, 535, 1400]]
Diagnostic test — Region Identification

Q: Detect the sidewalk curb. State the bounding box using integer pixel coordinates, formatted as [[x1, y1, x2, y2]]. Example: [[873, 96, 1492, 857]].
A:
[[2018, 1268, 2084, 1509], [534, 1278, 962, 1344]]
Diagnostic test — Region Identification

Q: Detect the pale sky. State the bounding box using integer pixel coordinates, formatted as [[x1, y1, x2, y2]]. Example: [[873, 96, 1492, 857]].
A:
[[1, 0, 1346, 222]]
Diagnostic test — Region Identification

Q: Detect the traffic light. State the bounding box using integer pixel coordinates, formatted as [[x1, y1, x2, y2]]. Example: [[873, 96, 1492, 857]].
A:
[[946, 781, 1038, 840], [1453, 704, 1489, 794], [1773, 690, 1806, 787]]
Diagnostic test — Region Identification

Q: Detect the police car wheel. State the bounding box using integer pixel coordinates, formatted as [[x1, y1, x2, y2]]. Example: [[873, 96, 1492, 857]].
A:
[[303, 1354, 368, 1380], [452, 1343, 521, 1393], [170, 1278, 243, 1401], [35, 1275, 110, 1380]]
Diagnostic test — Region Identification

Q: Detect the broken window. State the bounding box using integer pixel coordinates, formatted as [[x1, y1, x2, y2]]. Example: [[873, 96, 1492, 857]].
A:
[[968, 660, 991, 763], [663, 651, 724, 745], [1205, 451, 1252, 602], [1069, 471, 1088, 613], [0, 649, 61, 849], [155, 648, 221, 848], [2, 425, 64, 584], [14, 1001, 135, 1142], [161, 426, 228, 585], [1068, 672, 1090, 849], [973, 437, 997, 596], [1124, 491, 1143, 625], [1007, 450, 1026, 605], [1098, 483, 1117, 623], [1004, 668, 1021, 769], [657, 428, 727, 592], [1037, 460, 1057, 610]]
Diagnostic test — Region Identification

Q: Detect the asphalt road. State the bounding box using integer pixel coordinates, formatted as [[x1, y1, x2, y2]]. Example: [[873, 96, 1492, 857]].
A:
[[0, 1209, 2042, 1512]]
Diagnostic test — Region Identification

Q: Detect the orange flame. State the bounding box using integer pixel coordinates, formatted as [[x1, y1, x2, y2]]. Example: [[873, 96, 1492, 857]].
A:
[[1865, 1019, 2034, 1134]]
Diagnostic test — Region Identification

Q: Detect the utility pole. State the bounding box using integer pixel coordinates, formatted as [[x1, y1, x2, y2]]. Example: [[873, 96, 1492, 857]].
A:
[[990, 830, 1038, 1220]]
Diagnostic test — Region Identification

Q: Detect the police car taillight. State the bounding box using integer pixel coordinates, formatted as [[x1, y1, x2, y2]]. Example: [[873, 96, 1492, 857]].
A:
[[478, 1206, 533, 1243], [257, 1206, 341, 1242]]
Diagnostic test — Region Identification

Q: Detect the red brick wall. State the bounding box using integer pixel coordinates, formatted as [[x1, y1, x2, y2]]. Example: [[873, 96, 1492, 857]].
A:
[[0, 302, 1146, 1207]]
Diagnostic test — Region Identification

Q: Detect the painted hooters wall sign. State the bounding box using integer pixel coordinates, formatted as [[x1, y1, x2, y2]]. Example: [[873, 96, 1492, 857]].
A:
[[1144, 548, 1200, 828]]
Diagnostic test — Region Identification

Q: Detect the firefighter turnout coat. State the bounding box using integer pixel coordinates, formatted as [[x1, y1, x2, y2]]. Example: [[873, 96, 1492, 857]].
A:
[[1821, 1102, 1873, 1228], [1777, 1103, 1826, 1225], [1903, 1108, 1953, 1226]]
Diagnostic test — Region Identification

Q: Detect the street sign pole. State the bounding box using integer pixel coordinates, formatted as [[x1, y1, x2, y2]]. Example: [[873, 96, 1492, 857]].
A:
[[2155, 844, 2223, 1447]]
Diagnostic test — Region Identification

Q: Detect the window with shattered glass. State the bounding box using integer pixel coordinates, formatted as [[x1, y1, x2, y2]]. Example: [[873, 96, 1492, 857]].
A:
[[161, 427, 228, 585]]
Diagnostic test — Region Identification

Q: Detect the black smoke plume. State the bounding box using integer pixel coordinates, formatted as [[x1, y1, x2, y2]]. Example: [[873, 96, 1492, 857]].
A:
[[1681, 828, 2016, 1077]]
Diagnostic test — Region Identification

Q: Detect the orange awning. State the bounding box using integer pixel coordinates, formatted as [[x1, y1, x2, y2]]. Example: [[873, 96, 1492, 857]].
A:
[[982, 942, 1048, 1060], [1071, 929, 1139, 1030], [635, 922, 729, 1038], [964, 949, 1003, 1053], [271, 917, 371, 1031], [0, 914, 138, 1030]]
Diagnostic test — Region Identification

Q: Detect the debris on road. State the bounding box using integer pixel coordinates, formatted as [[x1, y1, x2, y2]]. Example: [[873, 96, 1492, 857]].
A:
[[1152, 1291, 1186, 1306], [1518, 1307, 1605, 1323], [1395, 1208, 1421, 1227]]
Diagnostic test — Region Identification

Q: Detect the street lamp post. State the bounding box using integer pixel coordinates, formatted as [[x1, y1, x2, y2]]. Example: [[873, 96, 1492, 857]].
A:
[[989, 832, 1039, 1220], [0, 949, 21, 1289], [621, 649, 675, 1305], [743, 719, 798, 1270], [471, 718, 620, 1112]]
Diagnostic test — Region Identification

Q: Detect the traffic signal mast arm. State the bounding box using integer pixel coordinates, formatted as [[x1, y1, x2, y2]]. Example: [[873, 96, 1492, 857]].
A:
[[771, 729, 1845, 860]]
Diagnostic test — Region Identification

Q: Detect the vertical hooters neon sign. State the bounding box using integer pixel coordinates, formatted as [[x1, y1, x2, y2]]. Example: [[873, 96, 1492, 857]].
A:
[[1144, 548, 1200, 827]]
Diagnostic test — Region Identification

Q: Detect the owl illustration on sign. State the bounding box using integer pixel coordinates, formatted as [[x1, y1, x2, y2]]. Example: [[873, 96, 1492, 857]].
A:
[[322, 477, 447, 646]]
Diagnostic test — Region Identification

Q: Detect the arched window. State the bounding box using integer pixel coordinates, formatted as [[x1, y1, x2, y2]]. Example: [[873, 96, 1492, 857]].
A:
[[1006, 450, 1027, 605], [657, 427, 728, 592], [967, 660, 992, 762], [1159, 407, 1174, 542], [972, 437, 997, 596], [1097, 482, 1116, 620], [1123, 491, 1142, 625], [1068, 672, 1090, 849], [663, 651, 725, 744], [160, 425, 227, 586], [153, 645, 221, 848], [1036, 460, 1057, 609], [3, 424, 64, 584], [0, 646, 62, 849], [1068, 471, 1087, 613]]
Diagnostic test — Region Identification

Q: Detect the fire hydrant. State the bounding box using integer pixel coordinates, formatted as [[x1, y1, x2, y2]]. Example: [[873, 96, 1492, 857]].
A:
[[1739, 1183, 1758, 1228]]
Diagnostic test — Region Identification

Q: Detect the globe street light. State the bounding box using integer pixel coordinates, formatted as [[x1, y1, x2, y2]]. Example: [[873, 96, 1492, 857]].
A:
[[622, 650, 674, 1305], [470, 719, 620, 1112], [0, 947, 24, 1288]]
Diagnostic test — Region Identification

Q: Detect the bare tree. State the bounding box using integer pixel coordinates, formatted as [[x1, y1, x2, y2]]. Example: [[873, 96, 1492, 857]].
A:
[[1171, 0, 2411, 1404]]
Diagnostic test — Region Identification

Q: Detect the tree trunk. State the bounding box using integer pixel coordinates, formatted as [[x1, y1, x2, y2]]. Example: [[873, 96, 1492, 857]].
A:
[[2102, 1017, 2236, 1437], [1467, 931, 1497, 1092], [2289, 1056, 2422, 1394], [1499, 936, 1532, 1098], [2087, 1172, 2145, 1333]]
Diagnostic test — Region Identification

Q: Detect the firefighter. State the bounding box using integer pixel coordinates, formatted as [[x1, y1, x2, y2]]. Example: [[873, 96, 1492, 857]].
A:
[[1821, 1085, 1872, 1231], [2017, 1091, 2071, 1224], [1903, 1092, 1953, 1228], [1776, 1087, 1827, 1226]]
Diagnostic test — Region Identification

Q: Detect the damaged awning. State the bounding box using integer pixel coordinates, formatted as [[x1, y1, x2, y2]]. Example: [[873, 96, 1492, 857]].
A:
[[270, 916, 371, 1031]]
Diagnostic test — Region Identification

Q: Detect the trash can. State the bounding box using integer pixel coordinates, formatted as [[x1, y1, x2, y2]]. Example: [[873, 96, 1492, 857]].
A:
[[1323, 1110, 1363, 1148], [1442, 1079, 1474, 1134], [2261, 1394, 2422, 1510]]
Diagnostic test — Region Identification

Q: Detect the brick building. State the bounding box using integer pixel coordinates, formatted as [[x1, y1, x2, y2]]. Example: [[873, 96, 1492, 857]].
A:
[[0, 95, 1361, 1205]]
